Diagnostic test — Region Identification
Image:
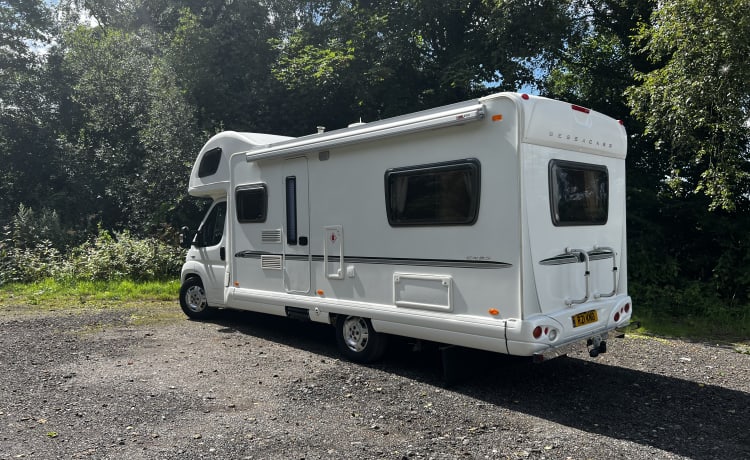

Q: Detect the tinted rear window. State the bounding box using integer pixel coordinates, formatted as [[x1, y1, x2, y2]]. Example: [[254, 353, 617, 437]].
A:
[[549, 160, 608, 226]]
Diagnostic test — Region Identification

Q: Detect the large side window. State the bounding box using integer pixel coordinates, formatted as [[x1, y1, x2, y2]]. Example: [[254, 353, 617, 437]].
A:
[[385, 159, 481, 226], [549, 160, 608, 226], [236, 184, 267, 223]]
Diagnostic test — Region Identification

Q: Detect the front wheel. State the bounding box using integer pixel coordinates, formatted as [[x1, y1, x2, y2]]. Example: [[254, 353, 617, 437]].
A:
[[179, 277, 214, 320], [335, 316, 388, 363]]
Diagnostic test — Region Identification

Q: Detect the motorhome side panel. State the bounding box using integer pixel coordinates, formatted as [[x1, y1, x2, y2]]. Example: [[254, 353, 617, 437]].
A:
[[226, 97, 525, 350], [225, 155, 290, 315], [308, 103, 523, 330]]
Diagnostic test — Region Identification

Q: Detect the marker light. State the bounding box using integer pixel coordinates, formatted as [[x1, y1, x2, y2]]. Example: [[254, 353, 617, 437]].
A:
[[455, 109, 482, 121], [533, 326, 543, 339], [488, 308, 499, 316], [316, 289, 325, 296], [492, 114, 503, 122], [521, 93, 530, 100], [571, 104, 591, 114]]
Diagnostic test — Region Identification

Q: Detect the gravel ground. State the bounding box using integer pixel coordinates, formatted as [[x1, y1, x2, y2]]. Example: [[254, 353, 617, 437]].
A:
[[0, 303, 748, 460]]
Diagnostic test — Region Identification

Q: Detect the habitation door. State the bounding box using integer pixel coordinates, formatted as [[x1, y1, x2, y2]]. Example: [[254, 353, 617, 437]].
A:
[[283, 157, 311, 293]]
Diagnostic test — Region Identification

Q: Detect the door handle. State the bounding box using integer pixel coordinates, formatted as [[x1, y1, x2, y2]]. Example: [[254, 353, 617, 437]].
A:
[[220, 247, 226, 261]]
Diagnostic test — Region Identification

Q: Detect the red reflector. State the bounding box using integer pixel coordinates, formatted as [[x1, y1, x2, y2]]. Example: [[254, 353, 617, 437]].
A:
[[624, 303, 630, 313], [571, 104, 590, 114], [614, 312, 620, 322], [533, 326, 542, 339], [521, 93, 530, 100]]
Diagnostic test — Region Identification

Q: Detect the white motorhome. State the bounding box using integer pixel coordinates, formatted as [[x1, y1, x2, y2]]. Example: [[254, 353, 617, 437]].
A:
[[179, 92, 632, 363]]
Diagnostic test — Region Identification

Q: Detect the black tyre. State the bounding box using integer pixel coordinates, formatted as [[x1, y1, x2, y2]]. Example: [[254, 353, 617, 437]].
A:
[[334, 315, 388, 363], [179, 277, 214, 320]]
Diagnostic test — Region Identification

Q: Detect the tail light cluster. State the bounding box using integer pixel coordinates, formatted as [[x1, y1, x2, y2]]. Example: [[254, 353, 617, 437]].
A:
[[532, 325, 559, 342], [613, 302, 631, 322]]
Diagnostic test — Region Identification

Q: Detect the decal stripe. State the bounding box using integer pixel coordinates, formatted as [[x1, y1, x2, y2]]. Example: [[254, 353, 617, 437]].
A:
[[234, 251, 511, 269]]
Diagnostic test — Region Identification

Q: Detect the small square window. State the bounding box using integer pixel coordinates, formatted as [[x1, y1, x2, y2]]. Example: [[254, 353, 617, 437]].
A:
[[236, 184, 267, 223]]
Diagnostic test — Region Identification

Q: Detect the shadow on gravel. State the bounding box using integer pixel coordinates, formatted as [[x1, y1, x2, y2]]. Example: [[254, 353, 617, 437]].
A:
[[203, 309, 749, 460]]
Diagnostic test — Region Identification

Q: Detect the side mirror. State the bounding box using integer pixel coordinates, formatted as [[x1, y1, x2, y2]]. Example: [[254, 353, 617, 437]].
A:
[[179, 226, 195, 249]]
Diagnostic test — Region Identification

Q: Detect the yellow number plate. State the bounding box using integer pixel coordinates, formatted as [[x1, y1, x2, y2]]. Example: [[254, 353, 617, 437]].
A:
[[572, 310, 598, 327]]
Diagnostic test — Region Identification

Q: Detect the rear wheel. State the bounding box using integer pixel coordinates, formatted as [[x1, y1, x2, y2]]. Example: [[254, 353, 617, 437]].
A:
[[335, 316, 388, 363], [179, 277, 214, 320]]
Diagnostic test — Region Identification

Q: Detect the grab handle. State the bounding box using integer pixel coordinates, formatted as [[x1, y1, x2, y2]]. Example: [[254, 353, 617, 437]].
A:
[[324, 225, 344, 280]]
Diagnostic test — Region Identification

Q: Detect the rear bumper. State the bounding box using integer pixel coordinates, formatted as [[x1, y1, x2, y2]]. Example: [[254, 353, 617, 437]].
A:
[[530, 328, 623, 362], [504, 295, 632, 359]]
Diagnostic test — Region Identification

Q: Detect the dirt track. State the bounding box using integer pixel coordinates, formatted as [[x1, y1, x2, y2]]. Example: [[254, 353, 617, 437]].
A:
[[1, 303, 748, 459]]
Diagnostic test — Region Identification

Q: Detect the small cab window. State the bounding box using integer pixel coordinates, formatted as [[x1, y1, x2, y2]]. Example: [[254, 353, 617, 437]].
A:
[[198, 147, 222, 178], [198, 201, 226, 247], [549, 160, 608, 226], [236, 184, 267, 223], [385, 159, 481, 226]]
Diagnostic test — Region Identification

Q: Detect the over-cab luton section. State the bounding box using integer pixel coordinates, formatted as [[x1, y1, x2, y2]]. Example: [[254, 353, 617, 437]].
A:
[[178, 92, 632, 363]]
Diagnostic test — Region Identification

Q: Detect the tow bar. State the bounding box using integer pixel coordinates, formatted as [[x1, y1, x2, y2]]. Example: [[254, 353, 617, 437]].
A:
[[588, 335, 608, 357]]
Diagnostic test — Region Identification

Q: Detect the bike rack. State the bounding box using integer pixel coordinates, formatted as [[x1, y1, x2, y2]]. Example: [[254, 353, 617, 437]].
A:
[[564, 246, 618, 306], [592, 246, 618, 299], [565, 248, 590, 306]]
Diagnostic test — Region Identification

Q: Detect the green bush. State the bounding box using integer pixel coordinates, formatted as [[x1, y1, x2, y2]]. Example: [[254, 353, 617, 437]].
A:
[[9, 204, 67, 250], [0, 240, 66, 284], [66, 228, 184, 282], [0, 225, 184, 285]]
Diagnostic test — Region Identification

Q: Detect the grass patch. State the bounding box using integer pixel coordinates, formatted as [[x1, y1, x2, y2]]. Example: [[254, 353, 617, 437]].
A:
[[0, 278, 180, 311], [0, 278, 185, 329], [0, 278, 180, 312], [632, 308, 750, 345]]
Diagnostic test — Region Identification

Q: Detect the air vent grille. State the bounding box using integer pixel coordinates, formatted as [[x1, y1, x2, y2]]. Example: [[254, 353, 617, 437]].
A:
[[261, 229, 282, 243], [261, 255, 282, 270]]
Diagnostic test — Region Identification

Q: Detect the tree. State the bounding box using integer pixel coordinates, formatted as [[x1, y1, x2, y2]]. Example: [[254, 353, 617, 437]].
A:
[[0, 0, 50, 73], [55, 22, 201, 233], [271, 0, 576, 133], [0, 0, 60, 226], [136, 58, 203, 230], [167, 0, 283, 133], [57, 26, 154, 230], [626, 0, 750, 212]]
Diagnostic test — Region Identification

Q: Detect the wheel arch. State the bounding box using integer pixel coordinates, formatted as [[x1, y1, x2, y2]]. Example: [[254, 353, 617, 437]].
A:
[[180, 262, 207, 284]]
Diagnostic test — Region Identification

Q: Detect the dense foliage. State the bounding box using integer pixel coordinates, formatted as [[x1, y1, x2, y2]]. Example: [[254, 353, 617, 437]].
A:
[[0, 207, 183, 284], [1, 0, 750, 323]]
